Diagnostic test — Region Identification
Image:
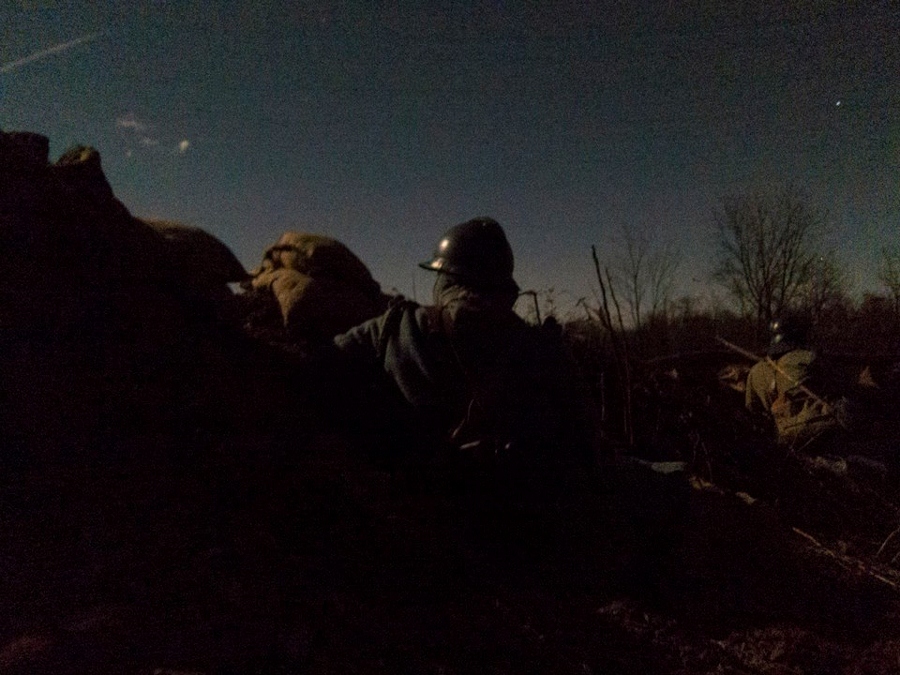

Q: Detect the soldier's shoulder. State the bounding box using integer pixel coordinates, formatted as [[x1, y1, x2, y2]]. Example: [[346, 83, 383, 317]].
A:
[[747, 359, 772, 376], [385, 298, 428, 326], [378, 299, 434, 344], [779, 348, 817, 366]]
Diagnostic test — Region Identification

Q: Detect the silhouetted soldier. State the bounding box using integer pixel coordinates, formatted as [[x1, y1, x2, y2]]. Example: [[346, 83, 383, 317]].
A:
[[745, 314, 843, 448], [332, 217, 596, 494]]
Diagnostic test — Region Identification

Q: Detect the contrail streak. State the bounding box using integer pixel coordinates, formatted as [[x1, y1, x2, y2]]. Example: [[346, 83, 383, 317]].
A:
[[0, 33, 100, 74]]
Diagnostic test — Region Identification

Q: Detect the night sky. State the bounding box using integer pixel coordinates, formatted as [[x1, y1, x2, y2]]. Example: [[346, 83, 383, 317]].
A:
[[2, 1, 898, 310]]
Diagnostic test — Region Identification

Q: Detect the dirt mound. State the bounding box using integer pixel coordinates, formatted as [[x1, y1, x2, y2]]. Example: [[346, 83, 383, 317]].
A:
[[0, 130, 298, 467]]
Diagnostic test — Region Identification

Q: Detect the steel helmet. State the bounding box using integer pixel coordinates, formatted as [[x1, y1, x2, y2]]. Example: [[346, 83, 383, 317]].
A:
[[768, 313, 811, 356], [418, 217, 515, 288]]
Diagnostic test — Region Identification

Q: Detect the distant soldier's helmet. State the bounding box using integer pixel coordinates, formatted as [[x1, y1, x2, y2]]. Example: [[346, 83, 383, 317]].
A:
[[768, 313, 811, 356], [418, 217, 515, 288]]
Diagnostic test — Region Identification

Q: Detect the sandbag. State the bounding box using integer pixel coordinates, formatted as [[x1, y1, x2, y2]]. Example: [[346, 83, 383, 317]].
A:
[[139, 218, 249, 326], [1, 134, 171, 333], [250, 232, 389, 339], [142, 219, 248, 286], [256, 232, 380, 291], [0, 129, 255, 461]]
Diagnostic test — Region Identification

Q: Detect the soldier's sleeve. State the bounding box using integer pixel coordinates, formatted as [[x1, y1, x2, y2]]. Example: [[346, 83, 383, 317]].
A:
[[333, 313, 385, 364]]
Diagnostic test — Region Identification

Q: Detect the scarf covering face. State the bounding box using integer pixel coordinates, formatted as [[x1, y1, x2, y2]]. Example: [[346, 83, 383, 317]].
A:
[[432, 272, 519, 332]]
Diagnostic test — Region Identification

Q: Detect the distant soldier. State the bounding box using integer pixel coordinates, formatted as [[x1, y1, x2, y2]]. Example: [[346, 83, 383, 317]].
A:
[[745, 314, 843, 447], [331, 217, 596, 490]]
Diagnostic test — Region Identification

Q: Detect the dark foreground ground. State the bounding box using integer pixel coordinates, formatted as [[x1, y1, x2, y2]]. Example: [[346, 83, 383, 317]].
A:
[[3, 401, 900, 674], [4, 127, 900, 673], [3, 306, 900, 675]]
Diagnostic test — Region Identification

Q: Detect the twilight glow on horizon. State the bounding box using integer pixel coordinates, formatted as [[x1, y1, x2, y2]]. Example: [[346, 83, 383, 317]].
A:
[[2, 2, 897, 311]]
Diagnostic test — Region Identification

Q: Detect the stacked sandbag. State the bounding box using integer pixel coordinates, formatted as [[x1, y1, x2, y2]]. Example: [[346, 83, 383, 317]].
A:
[[141, 218, 249, 325], [1, 136, 167, 336], [0, 129, 260, 465], [249, 232, 390, 341]]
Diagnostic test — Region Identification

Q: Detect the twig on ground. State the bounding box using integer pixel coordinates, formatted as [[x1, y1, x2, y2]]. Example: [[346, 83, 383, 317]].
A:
[[877, 524, 900, 559], [792, 527, 900, 592]]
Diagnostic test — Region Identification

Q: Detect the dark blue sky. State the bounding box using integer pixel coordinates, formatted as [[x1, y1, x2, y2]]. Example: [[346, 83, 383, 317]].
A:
[[3, 1, 898, 309]]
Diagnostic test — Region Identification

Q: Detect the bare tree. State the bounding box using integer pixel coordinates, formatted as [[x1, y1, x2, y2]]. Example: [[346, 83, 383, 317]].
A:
[[713, 184, 824, 330], [799, 251, 850, 323], [878, 247, 900, 315], [612, 225, 681, 331], [646, 240, 681, 320]]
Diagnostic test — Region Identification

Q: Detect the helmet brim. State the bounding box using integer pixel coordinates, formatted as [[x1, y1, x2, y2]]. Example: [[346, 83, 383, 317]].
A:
[[418, 260, 443, 273]]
